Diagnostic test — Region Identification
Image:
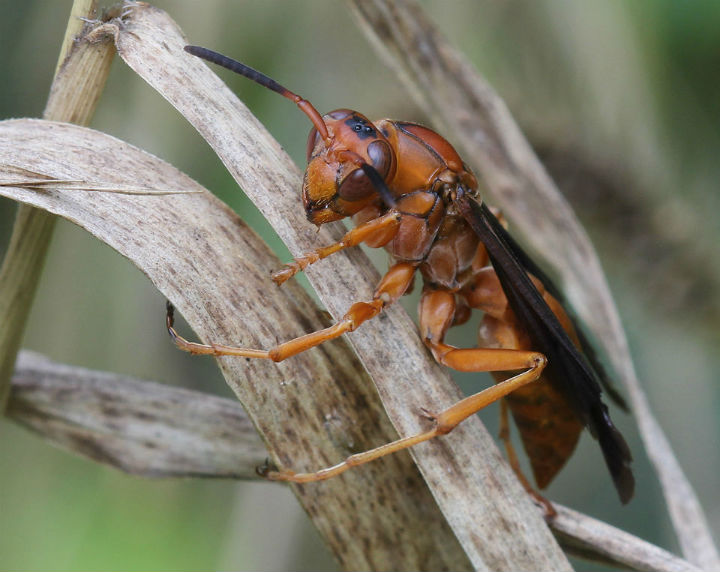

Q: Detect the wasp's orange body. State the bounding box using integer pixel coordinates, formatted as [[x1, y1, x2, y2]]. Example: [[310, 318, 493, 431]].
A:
[[169, 45, 634, 505], [299, 107, 587, 491]]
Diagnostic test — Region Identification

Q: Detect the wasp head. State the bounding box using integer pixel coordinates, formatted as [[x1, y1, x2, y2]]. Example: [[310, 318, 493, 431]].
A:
[[302, 109, 396, 225]]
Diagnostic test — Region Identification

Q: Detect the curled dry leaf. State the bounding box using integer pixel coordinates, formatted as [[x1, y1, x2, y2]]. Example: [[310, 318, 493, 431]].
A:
[[8, 351, 267, 479], [0, 118, 468, 571], [552, 505, 702, 572]]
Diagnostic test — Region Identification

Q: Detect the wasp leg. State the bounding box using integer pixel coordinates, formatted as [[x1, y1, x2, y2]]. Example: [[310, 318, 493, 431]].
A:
[[499, 400, 557, 519], [419, 288, 544, 373], [260, 287, 545, 483], [262, 342, 545, 482], [167, 261, 415, 360], [272, 211, 400, 285], [464, 267, 582, 505]]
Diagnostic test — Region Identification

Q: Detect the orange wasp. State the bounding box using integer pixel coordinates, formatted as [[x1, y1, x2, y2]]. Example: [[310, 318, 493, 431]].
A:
[[168, 45, 634, 504]]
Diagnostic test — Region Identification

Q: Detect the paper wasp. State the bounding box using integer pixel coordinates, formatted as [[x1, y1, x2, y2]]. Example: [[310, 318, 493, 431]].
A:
[[167, 45, 634, 504]]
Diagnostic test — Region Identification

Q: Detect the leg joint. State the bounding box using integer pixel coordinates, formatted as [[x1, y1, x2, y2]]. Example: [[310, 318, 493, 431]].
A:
[[532, 353, 547, 370], [434, 421, 455, 436]]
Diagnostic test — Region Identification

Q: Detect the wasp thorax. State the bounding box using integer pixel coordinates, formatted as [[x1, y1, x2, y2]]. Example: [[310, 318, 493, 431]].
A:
[[302, 109, 396, 226]]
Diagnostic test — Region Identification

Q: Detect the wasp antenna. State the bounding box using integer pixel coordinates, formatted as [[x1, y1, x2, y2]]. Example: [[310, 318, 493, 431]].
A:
[[360, 163, 397, 209], [185, 46, 288, 97], [184, 45, 330, 142]]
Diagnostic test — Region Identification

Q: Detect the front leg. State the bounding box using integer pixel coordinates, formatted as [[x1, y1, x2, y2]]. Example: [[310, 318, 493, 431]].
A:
[[167, 261, 416, 361], [272, 211, 400, 285]]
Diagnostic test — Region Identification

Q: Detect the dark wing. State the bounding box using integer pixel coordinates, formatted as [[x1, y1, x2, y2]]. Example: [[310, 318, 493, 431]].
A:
[[455, 190, 634, 504], [486, 212, 629, 411]]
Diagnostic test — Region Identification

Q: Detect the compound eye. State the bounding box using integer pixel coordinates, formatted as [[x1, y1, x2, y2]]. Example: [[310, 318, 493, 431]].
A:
[[337, 139, 394, 201], [367, 140, 392, 179], [337, 167, 375, 202], [306, 127, 321, 162]]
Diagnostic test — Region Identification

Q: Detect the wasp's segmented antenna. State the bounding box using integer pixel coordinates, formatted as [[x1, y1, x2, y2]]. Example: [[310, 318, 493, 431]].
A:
[[184, 45, 330, 142]]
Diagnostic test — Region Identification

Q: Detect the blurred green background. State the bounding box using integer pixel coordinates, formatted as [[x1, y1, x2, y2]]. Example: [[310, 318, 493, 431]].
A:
[[1, 1, 719, 570]]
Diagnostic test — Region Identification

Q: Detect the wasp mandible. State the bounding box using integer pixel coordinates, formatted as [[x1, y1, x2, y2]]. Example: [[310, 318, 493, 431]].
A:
[[167, 45, 634, 504]]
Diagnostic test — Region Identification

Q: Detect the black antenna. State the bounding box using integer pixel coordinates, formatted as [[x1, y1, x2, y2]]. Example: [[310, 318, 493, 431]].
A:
[[184, 45, 330, 141]]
